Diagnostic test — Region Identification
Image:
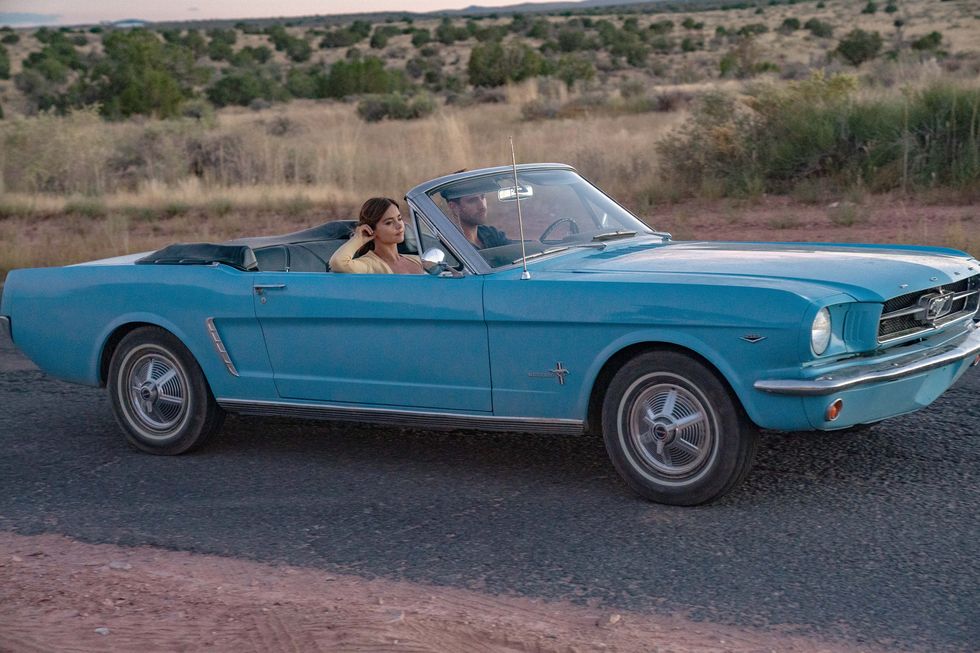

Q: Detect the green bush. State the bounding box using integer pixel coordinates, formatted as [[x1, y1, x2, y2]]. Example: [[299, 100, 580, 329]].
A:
[[805, 18, 834, 38], [911, 31, 943, 51], [556, 54, 595, 89], [468, 42, 542, 87], [323, 56, 406, 98], [411, 29, 431, 47], [861, 1, 878, 14], [836, 29, 883, 66], [737, 23, 769, 37], [1, 33, 19, 45], [435, 18, 468, 45], [658, 75, 980, 196], [0, 45, 9, 80], [356, 93, 435, 122], [779, 18, 801, 32]]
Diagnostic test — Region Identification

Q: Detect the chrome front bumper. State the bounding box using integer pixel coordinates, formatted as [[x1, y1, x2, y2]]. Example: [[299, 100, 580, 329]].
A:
[[0, 316, 9, 342], [755, 322, 980, 396]]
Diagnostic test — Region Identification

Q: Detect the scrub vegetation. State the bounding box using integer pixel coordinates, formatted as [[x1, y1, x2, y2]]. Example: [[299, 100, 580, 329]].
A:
[[0, 0, 977, 279]]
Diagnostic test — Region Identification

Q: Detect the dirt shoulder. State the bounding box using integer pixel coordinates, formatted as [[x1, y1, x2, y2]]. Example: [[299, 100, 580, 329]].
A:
[[0, 531, 881, 653]]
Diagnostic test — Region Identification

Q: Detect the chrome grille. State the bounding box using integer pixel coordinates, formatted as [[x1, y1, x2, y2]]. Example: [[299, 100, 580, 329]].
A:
[[878, 275, 980, 342]]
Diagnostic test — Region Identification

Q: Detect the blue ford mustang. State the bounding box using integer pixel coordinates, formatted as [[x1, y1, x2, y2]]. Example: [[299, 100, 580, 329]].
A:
[[2, 164, 978, 505]]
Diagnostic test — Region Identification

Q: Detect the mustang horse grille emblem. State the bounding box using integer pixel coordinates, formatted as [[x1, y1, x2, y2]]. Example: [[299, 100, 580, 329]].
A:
[[528, 362, 569, 385], [918, 290, 954, 323]]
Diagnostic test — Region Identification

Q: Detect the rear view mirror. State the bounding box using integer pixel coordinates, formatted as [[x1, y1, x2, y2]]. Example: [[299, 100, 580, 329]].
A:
[[497, 184, 533, 202]]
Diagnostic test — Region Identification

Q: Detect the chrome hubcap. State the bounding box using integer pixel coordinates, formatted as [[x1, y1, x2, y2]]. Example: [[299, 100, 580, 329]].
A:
[[126, 353, 187, 434], [627, 383, 714, 477]]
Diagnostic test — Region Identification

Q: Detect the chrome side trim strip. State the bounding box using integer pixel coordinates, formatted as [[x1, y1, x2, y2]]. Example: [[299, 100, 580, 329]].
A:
[[755, 323, 980, 396], [216, 398, 586, 435], [205, 318, 239, 377], [0, 316, 10, 342]]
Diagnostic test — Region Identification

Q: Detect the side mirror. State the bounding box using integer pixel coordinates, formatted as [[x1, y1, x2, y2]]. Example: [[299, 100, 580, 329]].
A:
[[421, 248, 448, 275]]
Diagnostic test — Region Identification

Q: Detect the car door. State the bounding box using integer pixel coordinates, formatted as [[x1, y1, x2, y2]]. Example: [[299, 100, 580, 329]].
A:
[[252, 270, 491, 412]]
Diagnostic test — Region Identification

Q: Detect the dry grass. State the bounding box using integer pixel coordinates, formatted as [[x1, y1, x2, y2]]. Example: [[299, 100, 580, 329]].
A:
[[0, 91, 686, 207]]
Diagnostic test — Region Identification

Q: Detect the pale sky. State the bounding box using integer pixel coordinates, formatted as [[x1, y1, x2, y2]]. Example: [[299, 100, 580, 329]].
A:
[[0, 0, 559, 26]]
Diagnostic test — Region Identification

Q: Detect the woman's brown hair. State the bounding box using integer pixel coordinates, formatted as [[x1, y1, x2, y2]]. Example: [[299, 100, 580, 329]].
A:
[[356, 197, 399, 254]]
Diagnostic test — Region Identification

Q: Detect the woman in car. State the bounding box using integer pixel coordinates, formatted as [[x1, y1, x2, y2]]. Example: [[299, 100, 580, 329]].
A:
[[329, 197, 423, 274]]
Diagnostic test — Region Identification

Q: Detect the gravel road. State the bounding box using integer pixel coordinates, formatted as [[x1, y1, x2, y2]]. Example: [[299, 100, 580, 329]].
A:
[[1, 334, 977, 651]]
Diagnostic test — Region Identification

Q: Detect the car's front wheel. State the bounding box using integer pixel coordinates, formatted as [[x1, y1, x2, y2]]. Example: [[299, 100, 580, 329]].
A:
[[601, 351, 758, 505], [108, 326, 224, 455]]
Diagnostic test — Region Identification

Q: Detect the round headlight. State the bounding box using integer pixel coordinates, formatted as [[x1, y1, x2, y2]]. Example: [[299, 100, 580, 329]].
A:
[[811, 307, 831, 355]]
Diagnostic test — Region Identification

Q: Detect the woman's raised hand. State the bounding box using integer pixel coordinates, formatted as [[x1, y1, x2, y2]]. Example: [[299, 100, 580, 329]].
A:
[[355, 224, 375, 240]]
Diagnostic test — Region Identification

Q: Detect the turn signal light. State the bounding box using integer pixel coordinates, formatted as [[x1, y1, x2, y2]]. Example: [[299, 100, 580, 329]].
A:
[[825, 398, 844, 422], [972, 354, 980, 367]]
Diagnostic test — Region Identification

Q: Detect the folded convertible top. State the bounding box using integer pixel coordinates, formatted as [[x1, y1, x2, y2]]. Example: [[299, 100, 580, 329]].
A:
[[136, 243, 258, 271]]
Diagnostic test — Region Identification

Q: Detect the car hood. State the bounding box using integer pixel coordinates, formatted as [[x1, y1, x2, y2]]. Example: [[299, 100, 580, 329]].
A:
[[550, 240, 979, 302]]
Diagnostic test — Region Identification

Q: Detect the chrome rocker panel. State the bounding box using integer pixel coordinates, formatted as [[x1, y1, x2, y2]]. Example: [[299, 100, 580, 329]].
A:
[[217, 398, 587, 435], [755, 322, 980, 396], [0, 316, 10, 342]]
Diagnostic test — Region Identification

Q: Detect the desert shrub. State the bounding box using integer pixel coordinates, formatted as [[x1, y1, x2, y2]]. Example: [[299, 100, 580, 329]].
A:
[[719, 38, 774, 78], [527, 18, 552, 39], [468, 42, 542, 87], [473, 25, 507, 43], [558, 28, 591, 52], [649, 20, 674, 35], [82, 30, 201, 119], [738, 23, 769, 37], [0, 45, 9, 80], [681, 37, 703, 52], [885, 2, 898, 13], [356, 93, 435, 122], [836, 29, 883, 66], [323, 56, 407, 97], [1, 33, 19, 45], [411, 29, 431, 47], [657, 74, 980, 196], [609, 31, 649, 66], [285, 37, 312, 62], [208, 67, 287, 107], [556, 54, 595, 89], [173, 31, 205, 58], [230, 45, 273, 66], [779, 18, 801, 33], [911, 31, 943, 52], [370, 25, 400, 49], [862, 1, 878, 14], [435, 18, 468, 45], [320, 21, 370, 48], [804, 18, 834, 38]]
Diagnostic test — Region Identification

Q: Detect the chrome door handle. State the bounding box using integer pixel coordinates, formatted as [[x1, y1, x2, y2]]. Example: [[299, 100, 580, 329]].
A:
[[253, 284, 286, 294]]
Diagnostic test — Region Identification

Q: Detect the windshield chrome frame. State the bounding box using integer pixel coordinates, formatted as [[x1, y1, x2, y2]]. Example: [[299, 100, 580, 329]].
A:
[[405, 163, 652, 276]]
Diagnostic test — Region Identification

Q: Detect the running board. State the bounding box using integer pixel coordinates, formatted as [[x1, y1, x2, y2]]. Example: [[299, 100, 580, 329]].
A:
[[217, 398, 586, 436]]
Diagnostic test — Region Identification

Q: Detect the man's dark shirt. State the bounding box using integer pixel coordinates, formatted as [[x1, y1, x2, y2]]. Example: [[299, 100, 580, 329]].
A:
[[476, 225, 510, 248]]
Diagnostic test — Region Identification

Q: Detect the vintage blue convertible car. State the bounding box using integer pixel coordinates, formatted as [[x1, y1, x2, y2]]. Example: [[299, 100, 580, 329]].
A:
[[2, 164, 978, 505]]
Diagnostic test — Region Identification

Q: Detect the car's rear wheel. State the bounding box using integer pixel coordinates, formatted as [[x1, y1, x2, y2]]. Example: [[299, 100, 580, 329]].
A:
[[601, 351, 758, 505], [108, 326, 224, 455]]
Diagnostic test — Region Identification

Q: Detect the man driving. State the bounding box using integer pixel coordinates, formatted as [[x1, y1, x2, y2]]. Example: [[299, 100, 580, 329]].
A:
[[443, 190, 510, 249]]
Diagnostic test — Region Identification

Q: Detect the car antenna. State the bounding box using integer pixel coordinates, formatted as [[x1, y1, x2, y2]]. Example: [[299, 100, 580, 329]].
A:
[[510, 136, 531, 280]]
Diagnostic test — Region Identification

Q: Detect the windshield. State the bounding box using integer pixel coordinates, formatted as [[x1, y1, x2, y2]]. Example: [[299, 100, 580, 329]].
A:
[[427, 169, 652, 268]]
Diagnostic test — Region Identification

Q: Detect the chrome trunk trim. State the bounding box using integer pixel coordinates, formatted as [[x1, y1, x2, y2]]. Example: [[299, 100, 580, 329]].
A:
[[205, 318, 239, 377], [216, 398, 586, 435], [0, 316, 9, 342], [755, 322, 980, 396]]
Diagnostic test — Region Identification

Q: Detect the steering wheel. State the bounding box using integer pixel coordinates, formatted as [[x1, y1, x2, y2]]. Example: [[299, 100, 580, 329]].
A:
[[539, 217, 580, 244]]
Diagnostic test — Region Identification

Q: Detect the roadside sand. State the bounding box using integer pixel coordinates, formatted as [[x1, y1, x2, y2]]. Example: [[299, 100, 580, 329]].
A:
[[0, 531, 883, 653]]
